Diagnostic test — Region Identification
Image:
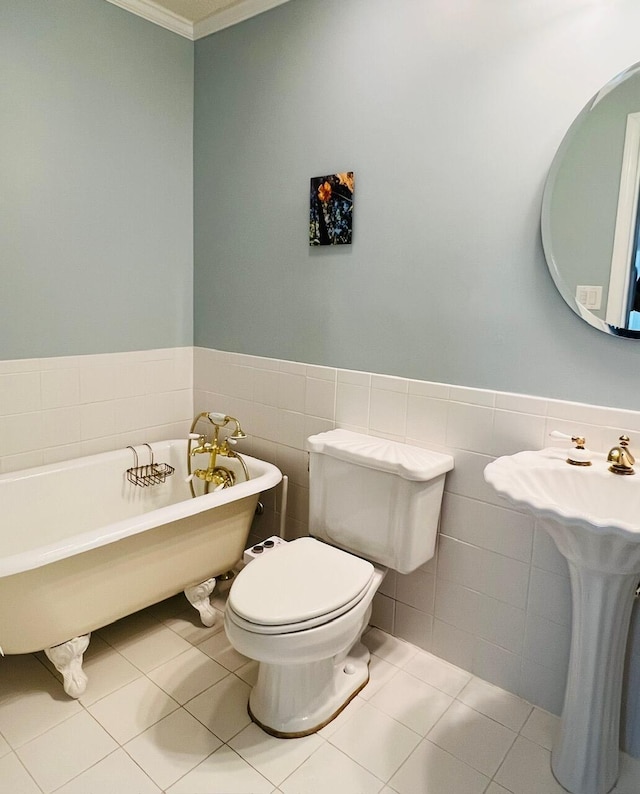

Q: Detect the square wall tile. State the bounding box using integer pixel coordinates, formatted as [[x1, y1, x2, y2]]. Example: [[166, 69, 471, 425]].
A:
[[449, 386, 495, 407], [396, 566, 435, 613], [527, 567, 572, 627], [0, 372, 41, 416], [532, 527, 569, 577], [440, 493, 533, 563], [371, 374, 409, 393], [444, 449, 504, 505], [370, 388, 407, 436], [437, 536, 530, 609], [305, 377, 335, 419], [523, 613, 571, 673], [278, 372, 305, 413], [370, 592, 395, 634], [492, 410, 546, 457], [495, 392, 548, 416], [80, 365, 118, 404], [338, 368, 371, 387], [253, 368, 280, 406], [336, 382, 370, 428], [472, 638, 522, 695], [0, 412, 44, 456], [408, 379, 450, 399], [431, 619, 475, 672], [446, 402, 494, 454], [394, 603, 433, 651], [278, 409, 305, 448], [518, 659, 566, 715], [306, 363, 336, 381], [41, 368, 80, 409], [406, 394, 448, 446]]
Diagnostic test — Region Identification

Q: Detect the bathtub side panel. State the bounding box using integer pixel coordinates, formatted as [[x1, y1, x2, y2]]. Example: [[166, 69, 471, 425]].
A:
[[0, 495, 258, 655]]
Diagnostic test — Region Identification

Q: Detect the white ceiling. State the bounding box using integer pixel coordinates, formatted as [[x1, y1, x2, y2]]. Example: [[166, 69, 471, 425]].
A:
[[105, 0, 292, 39]]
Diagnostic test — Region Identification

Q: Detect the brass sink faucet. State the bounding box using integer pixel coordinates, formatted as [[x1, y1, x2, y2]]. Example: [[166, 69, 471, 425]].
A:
[[607, 435, 635, 475]]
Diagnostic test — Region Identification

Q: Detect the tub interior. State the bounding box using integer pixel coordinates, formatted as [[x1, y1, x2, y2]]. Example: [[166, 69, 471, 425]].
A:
[[0, 440, 251, 558]]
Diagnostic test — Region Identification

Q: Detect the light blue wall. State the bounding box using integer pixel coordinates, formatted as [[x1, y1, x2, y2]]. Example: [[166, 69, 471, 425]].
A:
[[0, 0, 194, 360], [194, 0, 640, 410]]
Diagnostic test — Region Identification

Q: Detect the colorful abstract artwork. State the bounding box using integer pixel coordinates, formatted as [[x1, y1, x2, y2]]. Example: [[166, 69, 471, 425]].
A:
[[309, 172, 354, 246]]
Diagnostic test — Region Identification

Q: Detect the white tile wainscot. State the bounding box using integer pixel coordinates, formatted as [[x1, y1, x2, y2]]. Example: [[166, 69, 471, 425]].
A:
[[0, 348, 193, 474], [194, 346, 640, 716]]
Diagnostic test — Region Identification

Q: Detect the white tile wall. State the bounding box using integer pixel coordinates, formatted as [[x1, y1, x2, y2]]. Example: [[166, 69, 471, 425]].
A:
[[0, 348, 193, 474], [192, 346, 640, 715], [1, 344, 636, 719]]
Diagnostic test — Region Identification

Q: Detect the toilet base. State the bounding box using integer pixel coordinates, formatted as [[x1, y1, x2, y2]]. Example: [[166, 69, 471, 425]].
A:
[[247, 641, 370, 738]]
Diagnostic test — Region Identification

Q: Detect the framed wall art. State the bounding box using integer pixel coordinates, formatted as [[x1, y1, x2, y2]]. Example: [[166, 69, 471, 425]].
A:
[[309, 171, 354, 246]]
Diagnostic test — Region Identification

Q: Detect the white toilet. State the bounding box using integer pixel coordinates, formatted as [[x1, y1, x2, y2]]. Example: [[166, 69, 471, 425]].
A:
[[224, 429, 454, 737]]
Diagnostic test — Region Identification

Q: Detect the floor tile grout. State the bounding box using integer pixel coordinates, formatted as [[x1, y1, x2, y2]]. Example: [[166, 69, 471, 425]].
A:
[[1, 596, 637, 793]]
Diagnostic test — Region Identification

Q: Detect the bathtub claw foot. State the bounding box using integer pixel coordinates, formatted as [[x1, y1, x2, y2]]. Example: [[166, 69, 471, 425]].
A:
[[185, 577, 218, 627], [45, 634, 91, 698]]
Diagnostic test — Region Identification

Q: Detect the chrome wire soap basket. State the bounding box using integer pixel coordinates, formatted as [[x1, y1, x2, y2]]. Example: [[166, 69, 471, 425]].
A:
[[126, 444, 175, 487]]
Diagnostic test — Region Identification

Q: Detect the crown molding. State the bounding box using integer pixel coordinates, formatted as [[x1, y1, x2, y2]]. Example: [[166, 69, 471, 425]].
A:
[[105, 0, 292, 40], [193, 0, 292, 38], [105, 0, 194, 38]]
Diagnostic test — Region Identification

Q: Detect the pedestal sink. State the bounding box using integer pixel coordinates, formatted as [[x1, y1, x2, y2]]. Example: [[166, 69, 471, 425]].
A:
[[485, 447, 640, 794]]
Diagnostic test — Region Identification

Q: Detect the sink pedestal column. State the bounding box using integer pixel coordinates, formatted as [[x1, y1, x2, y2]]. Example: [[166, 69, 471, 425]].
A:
[[552, 562, 638, 794], [622, 597, 640, 757]]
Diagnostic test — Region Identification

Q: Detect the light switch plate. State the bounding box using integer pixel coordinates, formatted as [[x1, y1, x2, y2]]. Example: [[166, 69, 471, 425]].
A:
[[576, 285, 602, 310]]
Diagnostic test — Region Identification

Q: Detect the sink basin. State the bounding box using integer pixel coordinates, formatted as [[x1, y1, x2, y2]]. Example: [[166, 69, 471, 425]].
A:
[[485, 446, 640, 573], [485, 447, 640, 794]]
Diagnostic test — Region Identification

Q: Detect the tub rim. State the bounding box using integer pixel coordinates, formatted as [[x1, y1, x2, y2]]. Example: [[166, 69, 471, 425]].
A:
[[0, 439, 282, 578]]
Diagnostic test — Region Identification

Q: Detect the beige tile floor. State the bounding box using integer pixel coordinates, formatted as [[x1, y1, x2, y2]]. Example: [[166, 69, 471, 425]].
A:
[[1, 588, 639, 794]]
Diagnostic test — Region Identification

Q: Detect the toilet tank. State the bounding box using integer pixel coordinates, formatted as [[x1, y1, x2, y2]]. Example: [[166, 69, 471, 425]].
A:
[[306, 430, 454, 574]]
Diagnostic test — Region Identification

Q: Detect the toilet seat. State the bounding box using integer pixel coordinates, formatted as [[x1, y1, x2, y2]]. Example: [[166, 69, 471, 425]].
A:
[[227, 537, 375, 634]]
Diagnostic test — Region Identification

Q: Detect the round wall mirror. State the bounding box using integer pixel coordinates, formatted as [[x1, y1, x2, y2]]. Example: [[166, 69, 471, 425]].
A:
[[542, 61, 640, 338]]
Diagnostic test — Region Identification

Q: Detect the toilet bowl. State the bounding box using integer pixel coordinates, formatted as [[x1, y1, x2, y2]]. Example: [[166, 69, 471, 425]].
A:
[[224, 429, 453, 737], [224, 537, 386, 736]]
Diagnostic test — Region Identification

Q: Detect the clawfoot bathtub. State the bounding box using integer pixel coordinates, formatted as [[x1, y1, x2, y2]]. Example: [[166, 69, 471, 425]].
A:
[[0, 439, 281, 697]]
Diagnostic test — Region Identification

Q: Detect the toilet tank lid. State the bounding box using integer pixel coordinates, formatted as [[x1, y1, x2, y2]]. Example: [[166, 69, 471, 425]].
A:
[[306, 429, 454, 481]]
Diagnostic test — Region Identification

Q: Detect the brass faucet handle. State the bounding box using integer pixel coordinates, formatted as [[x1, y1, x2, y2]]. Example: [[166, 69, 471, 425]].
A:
[[549, 431, 591, 465], [549, 430, 586, 448], [618, 435, 635, 463], [607, 434, 635, 474]]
